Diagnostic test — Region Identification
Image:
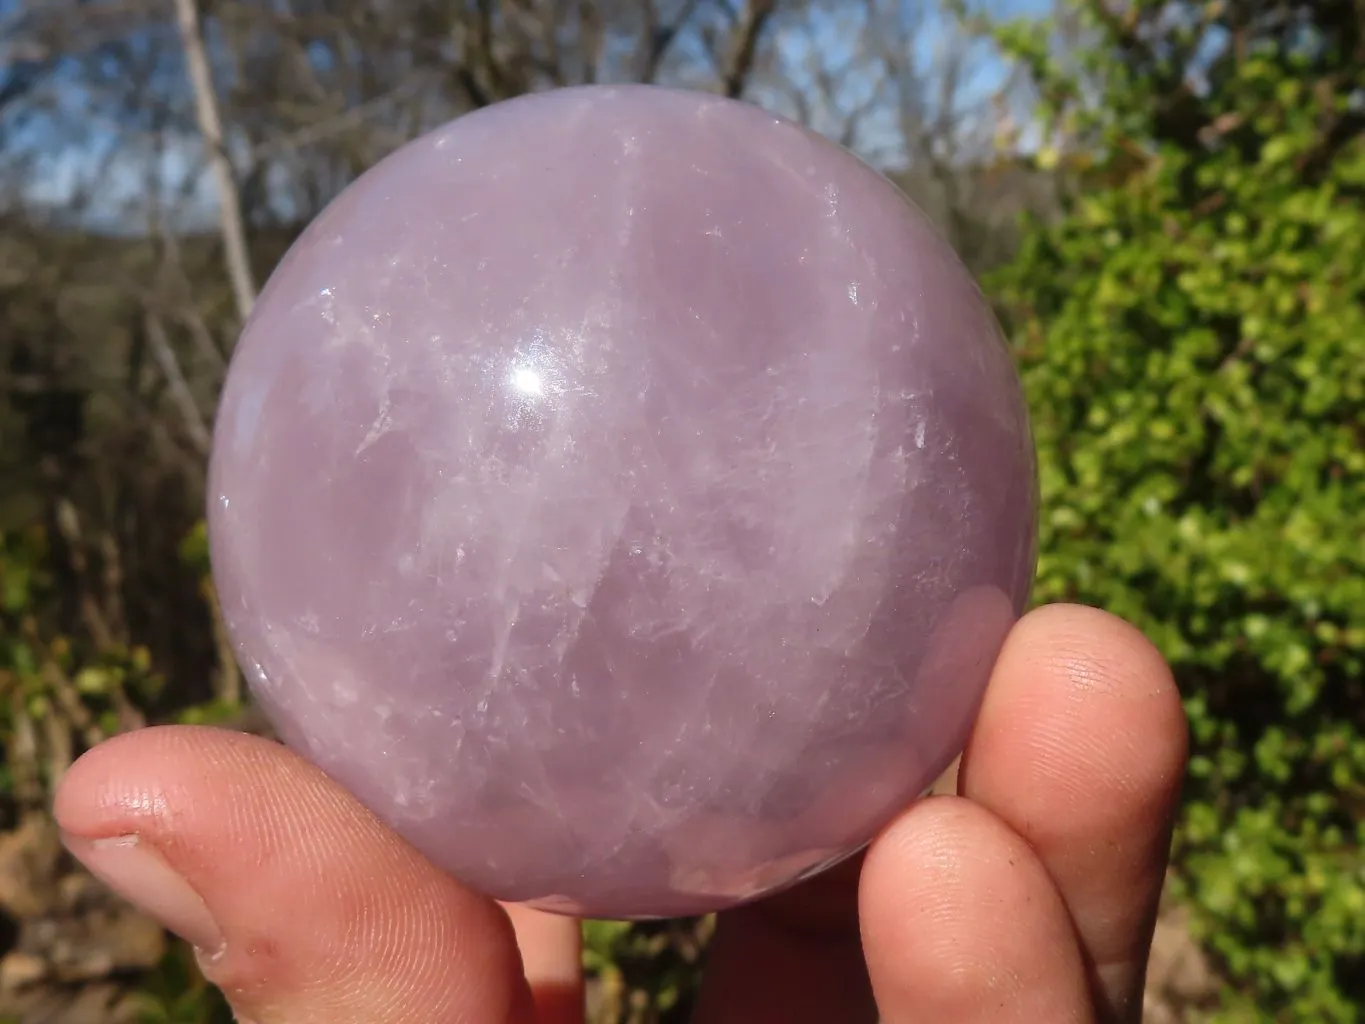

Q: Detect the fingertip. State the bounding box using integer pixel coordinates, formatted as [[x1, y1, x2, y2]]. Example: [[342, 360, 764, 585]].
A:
[[55, 725, 265, 835], [860, 796, 1092, 1023], [1000, 602, 1182, 704], [1008, 602, 1182, 702], [967, 603, 1188, 817]]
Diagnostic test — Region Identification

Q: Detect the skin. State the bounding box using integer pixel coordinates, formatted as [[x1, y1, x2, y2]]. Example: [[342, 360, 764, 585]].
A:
[[53, 603, 1188, 1024]]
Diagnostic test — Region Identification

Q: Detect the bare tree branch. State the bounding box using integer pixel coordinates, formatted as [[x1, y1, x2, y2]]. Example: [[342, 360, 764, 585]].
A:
[[641, 0, 703, 82], [172, 0, 258, 321], [722, 0, 775, 98], [144, 311, 212, 454]]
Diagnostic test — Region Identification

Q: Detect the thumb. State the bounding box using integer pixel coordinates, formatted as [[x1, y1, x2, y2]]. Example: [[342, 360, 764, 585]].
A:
[[54, 725, 539, 1024]]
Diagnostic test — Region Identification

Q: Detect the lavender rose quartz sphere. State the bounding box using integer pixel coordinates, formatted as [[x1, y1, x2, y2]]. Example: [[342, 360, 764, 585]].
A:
[[207, 84, 1038, 919]]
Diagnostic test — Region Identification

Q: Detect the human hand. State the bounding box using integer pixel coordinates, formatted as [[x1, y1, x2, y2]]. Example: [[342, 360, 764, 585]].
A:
[[54, 603, 1187, 1024]]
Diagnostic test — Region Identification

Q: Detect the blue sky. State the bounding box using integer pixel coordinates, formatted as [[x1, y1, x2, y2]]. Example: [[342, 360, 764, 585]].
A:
[[2, 0, 1053, 231]]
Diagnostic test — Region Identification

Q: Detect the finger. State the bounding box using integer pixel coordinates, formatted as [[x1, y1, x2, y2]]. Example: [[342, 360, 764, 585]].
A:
[[860, 796, 1094, 1024], [959, 603, 1188, 1022], [54, 725, 538, 1024], [501, 902, 583, 1024]]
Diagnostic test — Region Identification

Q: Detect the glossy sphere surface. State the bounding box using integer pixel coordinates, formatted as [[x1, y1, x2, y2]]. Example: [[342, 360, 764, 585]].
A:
[[208, 85, 1037, 919]]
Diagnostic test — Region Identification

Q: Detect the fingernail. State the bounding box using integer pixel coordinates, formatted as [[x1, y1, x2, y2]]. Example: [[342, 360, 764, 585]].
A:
[[62, 832, 225, 958]]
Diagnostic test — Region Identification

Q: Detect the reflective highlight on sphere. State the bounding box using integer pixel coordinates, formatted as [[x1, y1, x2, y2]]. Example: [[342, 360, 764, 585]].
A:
[[207, 85, 1038, 919]]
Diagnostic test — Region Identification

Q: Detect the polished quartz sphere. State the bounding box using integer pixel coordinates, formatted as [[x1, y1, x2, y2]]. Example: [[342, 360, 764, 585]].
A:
[[208, 84, 1038, 919]]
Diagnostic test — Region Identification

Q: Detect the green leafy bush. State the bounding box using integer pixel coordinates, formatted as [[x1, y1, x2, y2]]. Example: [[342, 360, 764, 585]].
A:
[[989, 1, 1365, 1018], [0, 524, 235, 1022]]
